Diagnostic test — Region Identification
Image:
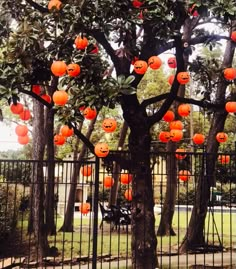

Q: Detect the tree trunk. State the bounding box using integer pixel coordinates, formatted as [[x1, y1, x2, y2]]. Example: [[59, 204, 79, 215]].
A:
[[179, 32, 235, 253]]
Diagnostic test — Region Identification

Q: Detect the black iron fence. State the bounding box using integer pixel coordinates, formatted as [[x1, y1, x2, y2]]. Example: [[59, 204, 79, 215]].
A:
[[0, 151, 235, 268]]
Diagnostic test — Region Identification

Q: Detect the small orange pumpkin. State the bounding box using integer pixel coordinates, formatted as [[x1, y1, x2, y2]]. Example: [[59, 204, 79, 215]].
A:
[[178, 104, 191, 117], [148, 56, 162, 70], [52, 90, 69, 106], [80, 203, 90, 214], [133, 60, 148, 75], [18, 135, 30, 145], [170, 129, 183, 142], [41, 94, 51, 103], [74, 36, 88, 50], [102, 118, 117, 133], [32, 85, 41, 95], [19, 109, 31, 121], [15, 125, 28, 137], [94, 142, 109, 157], [223, 68, 236, 81], [54, 134, 66, 146], [169, 120, 183, 130], [177, 72, 190, 84], [216, 132, 228, 143], [51, 61, 67, 77], [60, 125, 74, 137], [83, 107, 97, 120], [168, 74, 175, 85], [80, 165, 92, 177], [231, 31, 236, 42], [225, 101, 236, 113], [178, 170, 191, 181], [48, 0, 62, 10], [158, 131, 170, 143], [192, 133, 205, 145], [124, 189, 132, 201], [67, 63, 81, 77], [175, 148, 187, 160], [120, 173, 133, 185], [103, 176, 114, 188], [167, 57, 177, 68], [218, 155, 230, 164], [132, 0, 143, 8], [162, 110, 175, 122], [10, 103, 24, 115]]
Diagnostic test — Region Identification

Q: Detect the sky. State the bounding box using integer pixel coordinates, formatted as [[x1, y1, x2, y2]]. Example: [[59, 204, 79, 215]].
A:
[[0, 122, 22, 151]]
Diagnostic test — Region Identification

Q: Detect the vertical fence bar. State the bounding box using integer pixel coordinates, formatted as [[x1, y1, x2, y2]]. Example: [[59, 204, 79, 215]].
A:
[[92, 157, 100, 269]]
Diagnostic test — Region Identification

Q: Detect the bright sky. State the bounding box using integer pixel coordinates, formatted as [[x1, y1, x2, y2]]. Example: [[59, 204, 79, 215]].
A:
[[0, 122, 22, 151]]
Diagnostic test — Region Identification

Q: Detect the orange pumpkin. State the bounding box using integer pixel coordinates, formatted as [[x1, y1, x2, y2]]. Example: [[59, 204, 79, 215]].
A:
[[231, 31, 236, 42], [51, 61, 67, 76], [54, 134, 66, 146], [83, 107, 97, 120], [18, 135, 30, 145], [32, 85, 41, 95], [94, 142, 109, 157], [177, 72, 190, 84], [41, 94, 51, 103], [102, 118, 117, 133], [178, 104, 191, 117], [175, 148, 187, 160], [192, 133, 205, 145], [148, 56, 162, 70], [169, 120, 183, 130], [80, 203, 90, 214], [218, 155, 230, 164], [168, 74, 175, 85], [133, 60, 148, 74], [178, 170, 191, 181], [158, 131, 170, 143], [225, 101, 236, 113], [60, 125, 74, 137], [15, 125, 28, 137], [10, 103, 24, 115], [124, 189, 132, 201], [74, 36, 88, 50], [167, 57, 177, 68], [170, 129, 183, 142], [120, 173, 132, 185], [80, 165, 92, 177], [48, 0, 62, 10], [131, 56, 139, 65], [132, 0, 143, 8], [67, 63, 81, 77], [52, 90, 69, 106], [19, 109, 31, 121], [162, 110, 175, 122], [223, 68, 236, 80], [216, 132, 228, 143], [103, 176, 114, 188]]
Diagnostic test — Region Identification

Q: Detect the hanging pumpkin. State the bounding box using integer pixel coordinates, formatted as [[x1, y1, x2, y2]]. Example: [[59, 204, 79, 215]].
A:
[[52, 90, 69, 106], [41, 94, 51, 103], [94, 142, 109, 157], [133, 60, 148, 75], [192, 133, 205, 145], [177, 72, 190, 84], [231, 31, 236, 42], [170, 129, 183, 142], [80, 203, 90, 215], [51, 61, 67, 77], [132, 0, 143, 8], [162, 110, 175, 122], [67, 63, 81, 77], [102, 118, 117, 133], [124, 189, 132, 201], [169, 120, 183, 130], [216, 132, 228, 143], [168, 75, 175, 85], [158, 131, 170, 143], [60, 125, 74, 137], [178, 104, 191, 117], [167, 57, 177, 68], [223, 68, 236, 81], [19, 109, 31, 121], [48, 0, 62, 10], [81, 165, 92, 177], [225, 101, 236, 113], [103, 176, 114, 188], [15, 125, 28, 137], [218, 155, 230, 164], [18, 135, 30, 145], [10, 103, 24, 115], [32, 85, 41, 95], [74, 36, 88, 50], [120, 173, 133, 184], [54, 134, 66, 146], [178, 170, 191, 181], [148, 56, 162, 70], [175, 148, 187, 160], [83, 107, 97, 120]]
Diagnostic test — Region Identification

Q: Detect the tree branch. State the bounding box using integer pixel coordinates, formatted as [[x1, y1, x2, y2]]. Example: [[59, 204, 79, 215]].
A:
[[25, 0, 48, 13], [189, 34, 229, 46]]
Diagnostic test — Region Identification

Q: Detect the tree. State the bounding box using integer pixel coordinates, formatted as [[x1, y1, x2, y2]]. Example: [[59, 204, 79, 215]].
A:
[[0, 1, 236, 268]]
